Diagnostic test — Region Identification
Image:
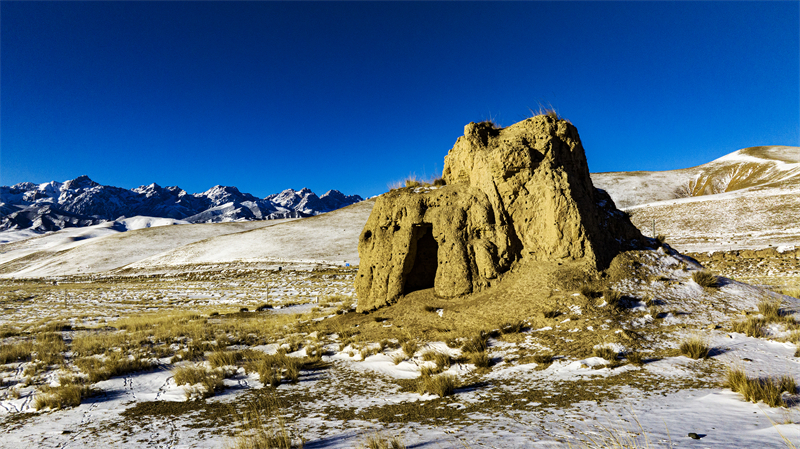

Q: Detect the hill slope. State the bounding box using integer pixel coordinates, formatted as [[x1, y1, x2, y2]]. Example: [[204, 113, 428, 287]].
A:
[[0, 218, 290, 277], [592, 146, 800, 252], [122, 198, 375, 273]]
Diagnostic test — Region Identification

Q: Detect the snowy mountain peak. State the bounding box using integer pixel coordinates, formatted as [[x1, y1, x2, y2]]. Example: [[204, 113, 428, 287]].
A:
[[63, 175, 99, 191], [1, 177, 363, 233]]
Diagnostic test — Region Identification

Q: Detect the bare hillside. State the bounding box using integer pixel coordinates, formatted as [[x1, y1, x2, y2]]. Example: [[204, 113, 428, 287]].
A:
[[121, 198, 375, 273], [0, 218, 289, 278], [592, 146, 800, 253], [592, 146, 800, 208]]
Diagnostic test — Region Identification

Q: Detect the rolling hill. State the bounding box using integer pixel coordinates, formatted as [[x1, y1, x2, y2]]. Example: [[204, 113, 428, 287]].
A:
[[591, 146, 800, 253]]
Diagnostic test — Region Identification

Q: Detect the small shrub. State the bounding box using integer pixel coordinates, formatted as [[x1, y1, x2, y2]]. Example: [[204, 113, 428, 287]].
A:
[[726, 367, 796, 407], [731, 317, 766, 338], [417, 373, 457, 397], [422, 305, 437, 313], [432, 178, 446, 187], [532, 354, 553, 365], [680, 336, 710, 359], [285, 337, 302, 353], [692, 270, 720, 289], [655, 235, 667, 248], [593, 346, 618, 361]]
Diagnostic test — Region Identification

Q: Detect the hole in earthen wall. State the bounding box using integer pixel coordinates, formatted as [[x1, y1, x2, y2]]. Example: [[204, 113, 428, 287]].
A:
[[404, 225, 438, 294]]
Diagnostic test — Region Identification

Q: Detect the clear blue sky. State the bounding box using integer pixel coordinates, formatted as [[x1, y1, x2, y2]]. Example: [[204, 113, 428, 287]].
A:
[[2, 1, 798, 199]]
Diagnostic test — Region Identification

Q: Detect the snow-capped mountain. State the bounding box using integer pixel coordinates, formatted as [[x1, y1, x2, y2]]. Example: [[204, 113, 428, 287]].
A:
[[0, 175, 363, 233]]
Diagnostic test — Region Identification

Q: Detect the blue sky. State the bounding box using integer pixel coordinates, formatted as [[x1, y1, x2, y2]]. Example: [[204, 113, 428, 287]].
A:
[[2, 1, 798, 199]]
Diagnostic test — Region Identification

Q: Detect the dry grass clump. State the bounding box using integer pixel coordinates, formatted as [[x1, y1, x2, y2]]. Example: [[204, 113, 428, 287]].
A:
[[731, 317, 766, 338], [305, 341, 323, 361], [603, 289, 622, 310], [34, 332, 67, 365], [173, 364, 225, 399], [469, 351, 491, 369], [727, 367, 796, 407], [692, 270, 720, 289], [401, 340, 418, 358], [626, 352, 645, 366], [246, 353, 302, 386], [360, 346, 378, 360], [654, 234, 667, 248], [0, 326, 20, 338], [229, 396, 304, 449], [0, 340, 35, 364], [209, 350, 245, 369], [500, 320, 525, 334], [543, 310, 562, 319], [358, 433, 406, 449], [33, 376, 94, 410], [532, 354, 553, 365], [75, 353, 152, 383], [757, 298, 793, 324], [758, 298, 782, 318], [780, 288, 800, 300], [421, 350, 451, 372], [529, 105, 560, 121], [461, 332, 489, 353], [679, 336, 710, 359], [593, 346, 618, 362], [417, 373, 457, 397], [404, 178, 421, 188]]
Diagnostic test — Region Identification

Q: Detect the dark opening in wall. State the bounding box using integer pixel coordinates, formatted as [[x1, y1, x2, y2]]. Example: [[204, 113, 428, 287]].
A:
[[404, 225, 438, 294]]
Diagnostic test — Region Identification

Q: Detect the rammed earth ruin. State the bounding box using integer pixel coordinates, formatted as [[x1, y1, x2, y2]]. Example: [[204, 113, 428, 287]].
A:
[[356, 116, 645, 312]]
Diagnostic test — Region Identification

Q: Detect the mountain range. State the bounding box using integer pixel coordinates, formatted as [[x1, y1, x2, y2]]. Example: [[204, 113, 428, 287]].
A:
[[0, 175, 363, 233]]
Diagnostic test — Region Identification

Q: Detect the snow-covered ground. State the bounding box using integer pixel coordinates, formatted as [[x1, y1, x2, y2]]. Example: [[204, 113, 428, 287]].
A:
[[0, 200, 373, 278], [2, 249, 800, 448]]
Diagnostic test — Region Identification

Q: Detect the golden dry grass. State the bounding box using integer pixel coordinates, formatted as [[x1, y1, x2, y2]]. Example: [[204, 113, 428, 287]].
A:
[[679, 336, 709, 359], [731, 317, 766, 338], [33, 376, 93, 410], [417, 373, 457, 397], [726, 367, 796, 407]]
